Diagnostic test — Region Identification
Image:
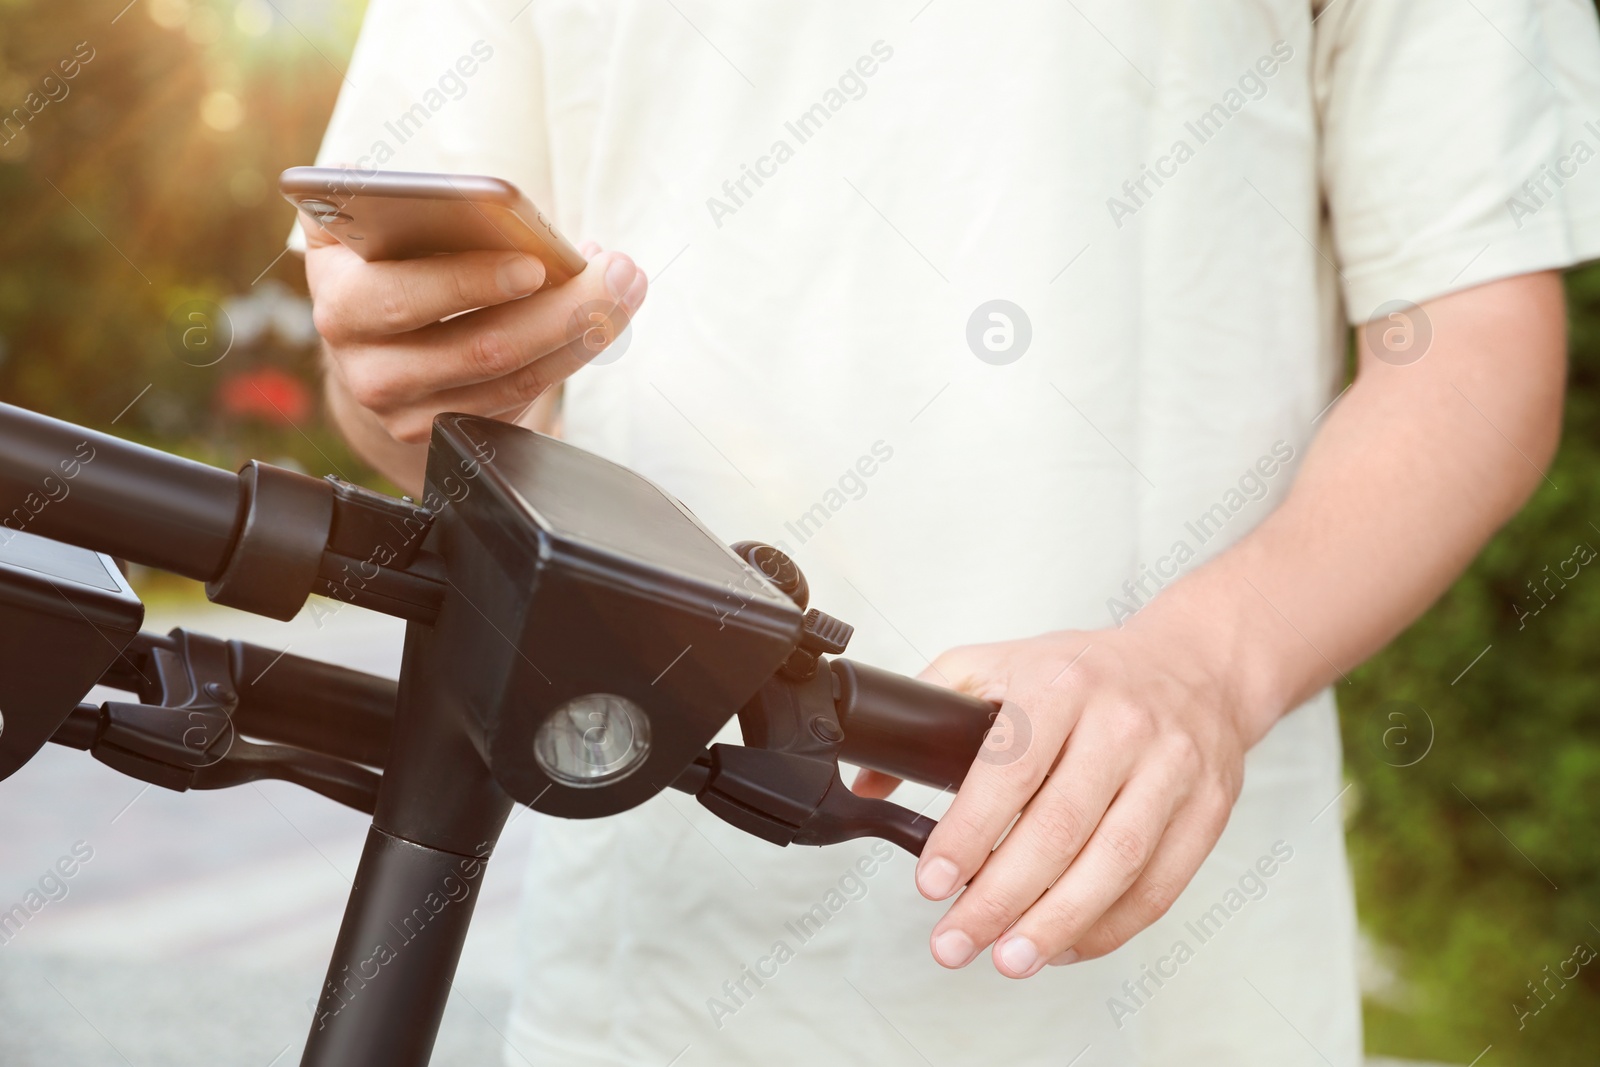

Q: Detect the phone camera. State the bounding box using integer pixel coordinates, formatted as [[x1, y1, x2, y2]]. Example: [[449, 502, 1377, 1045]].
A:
[[299, 199, 352, 225]]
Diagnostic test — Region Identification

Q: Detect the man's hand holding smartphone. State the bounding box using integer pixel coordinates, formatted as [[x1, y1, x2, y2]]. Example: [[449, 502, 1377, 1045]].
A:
[[296, 175, 646, 491]]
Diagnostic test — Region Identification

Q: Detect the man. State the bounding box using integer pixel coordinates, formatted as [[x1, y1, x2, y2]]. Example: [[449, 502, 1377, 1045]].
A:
[[294, 1, 1600, 1062]]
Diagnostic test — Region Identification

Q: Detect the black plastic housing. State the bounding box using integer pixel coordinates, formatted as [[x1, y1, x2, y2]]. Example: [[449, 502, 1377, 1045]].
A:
[[426, 414, 804, 819], [0, 530, 144, 781]]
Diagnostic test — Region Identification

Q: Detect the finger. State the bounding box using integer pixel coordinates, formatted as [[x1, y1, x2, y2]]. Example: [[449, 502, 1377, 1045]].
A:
[[987, 775, 1176, 978], [351, 330, 610, 445], [335, 253, 647, 410], [446, 336, 598, 422], [314, 248, 551, 341], [578, 240, 602, 259], [914, 687, 1078, 903], [924, 713, 1140, 962], [850, 769, 903, 800], [916, 645, 1005, 697], [1054, 791, 1231, 963], [420, 256, 642, 388], [509, 380, 565, 436]]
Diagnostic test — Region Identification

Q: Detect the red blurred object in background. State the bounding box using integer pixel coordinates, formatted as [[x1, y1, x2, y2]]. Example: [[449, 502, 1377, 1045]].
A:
[[217, 368, 313, 425]]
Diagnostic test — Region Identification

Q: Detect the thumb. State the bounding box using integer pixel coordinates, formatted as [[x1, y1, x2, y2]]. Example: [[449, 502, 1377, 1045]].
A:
[[550, 250, 648, 362], [916, 645, 1006, 703], [850, 768, 903, 800]]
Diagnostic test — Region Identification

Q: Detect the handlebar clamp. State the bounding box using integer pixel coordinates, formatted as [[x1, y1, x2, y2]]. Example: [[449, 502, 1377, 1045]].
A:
[[204, 461, 334, 621]]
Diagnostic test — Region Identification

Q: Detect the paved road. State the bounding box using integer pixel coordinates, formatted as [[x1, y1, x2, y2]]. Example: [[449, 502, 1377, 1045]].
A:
[[0, 600, 532, 1066]]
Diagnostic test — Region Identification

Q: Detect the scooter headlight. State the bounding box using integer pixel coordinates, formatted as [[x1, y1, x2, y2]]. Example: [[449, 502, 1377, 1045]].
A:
[[532, 693, 652, 787]]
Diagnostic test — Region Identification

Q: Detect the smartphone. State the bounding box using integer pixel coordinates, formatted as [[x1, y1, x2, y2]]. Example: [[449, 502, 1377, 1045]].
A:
[[279, 166, 588, 286]]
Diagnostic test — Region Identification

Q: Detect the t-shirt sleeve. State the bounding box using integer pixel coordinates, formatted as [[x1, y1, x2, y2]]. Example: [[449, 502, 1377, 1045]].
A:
[[1314, 0, 1600, 322], [286, 0, 549, 253]]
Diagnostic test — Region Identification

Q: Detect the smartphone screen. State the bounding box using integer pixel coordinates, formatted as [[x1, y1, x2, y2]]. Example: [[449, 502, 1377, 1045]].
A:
[[279, 167, 588, 285]]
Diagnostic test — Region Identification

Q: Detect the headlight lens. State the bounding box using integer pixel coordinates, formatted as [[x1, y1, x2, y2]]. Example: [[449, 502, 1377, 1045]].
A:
[[533, 693, 652, 787]]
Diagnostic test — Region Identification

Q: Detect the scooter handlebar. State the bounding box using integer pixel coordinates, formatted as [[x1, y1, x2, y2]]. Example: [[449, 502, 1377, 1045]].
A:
[[0, 402, 242, 581], [831, 658, 997, 793]]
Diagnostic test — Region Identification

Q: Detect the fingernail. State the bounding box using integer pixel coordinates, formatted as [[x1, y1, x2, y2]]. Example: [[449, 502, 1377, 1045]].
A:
[[916, 856, 960, 900], [604, 254, 639, 302], [998, 936, 1041, 977], [932, 929, 977, 968], [621, 270, 647, 315], [498, 254, 543, 296], [1047, 948, 1081, 967]]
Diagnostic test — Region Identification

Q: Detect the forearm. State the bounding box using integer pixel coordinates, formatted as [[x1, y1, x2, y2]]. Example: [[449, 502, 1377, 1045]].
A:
[[1142, 272, 1567, 743]]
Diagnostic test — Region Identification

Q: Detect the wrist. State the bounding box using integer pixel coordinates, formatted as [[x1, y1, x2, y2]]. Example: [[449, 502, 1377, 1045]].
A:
[[1130, 556, 1303, 747]]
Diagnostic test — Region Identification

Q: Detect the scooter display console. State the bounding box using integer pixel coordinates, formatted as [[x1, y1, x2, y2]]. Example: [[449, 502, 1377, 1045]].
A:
[[0, 530, 143, 781], [422, 414, 805, 818]]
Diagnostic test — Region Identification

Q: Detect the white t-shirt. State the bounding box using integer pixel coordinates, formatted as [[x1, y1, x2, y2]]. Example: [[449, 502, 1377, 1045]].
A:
[[305, 2, 1600, 1064]]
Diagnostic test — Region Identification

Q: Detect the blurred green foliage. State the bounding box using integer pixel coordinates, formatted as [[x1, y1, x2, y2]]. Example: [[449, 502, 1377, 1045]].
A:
[[0, 0, 367, 479], [1346, 264, 1600, 1064], [2, 1, 1598, 1062]]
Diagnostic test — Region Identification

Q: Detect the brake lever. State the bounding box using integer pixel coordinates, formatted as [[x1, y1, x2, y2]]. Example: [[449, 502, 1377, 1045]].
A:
[[64, 629, 381, 813], [684, 590, 938, 856], [793, 771, 937, 854]]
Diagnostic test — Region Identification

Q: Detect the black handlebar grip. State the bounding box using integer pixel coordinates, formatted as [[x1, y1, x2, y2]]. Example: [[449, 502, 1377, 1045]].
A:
[[227, 640, 397, 769], [0, 402, 242, 581], [830, 658, 997, 792]]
